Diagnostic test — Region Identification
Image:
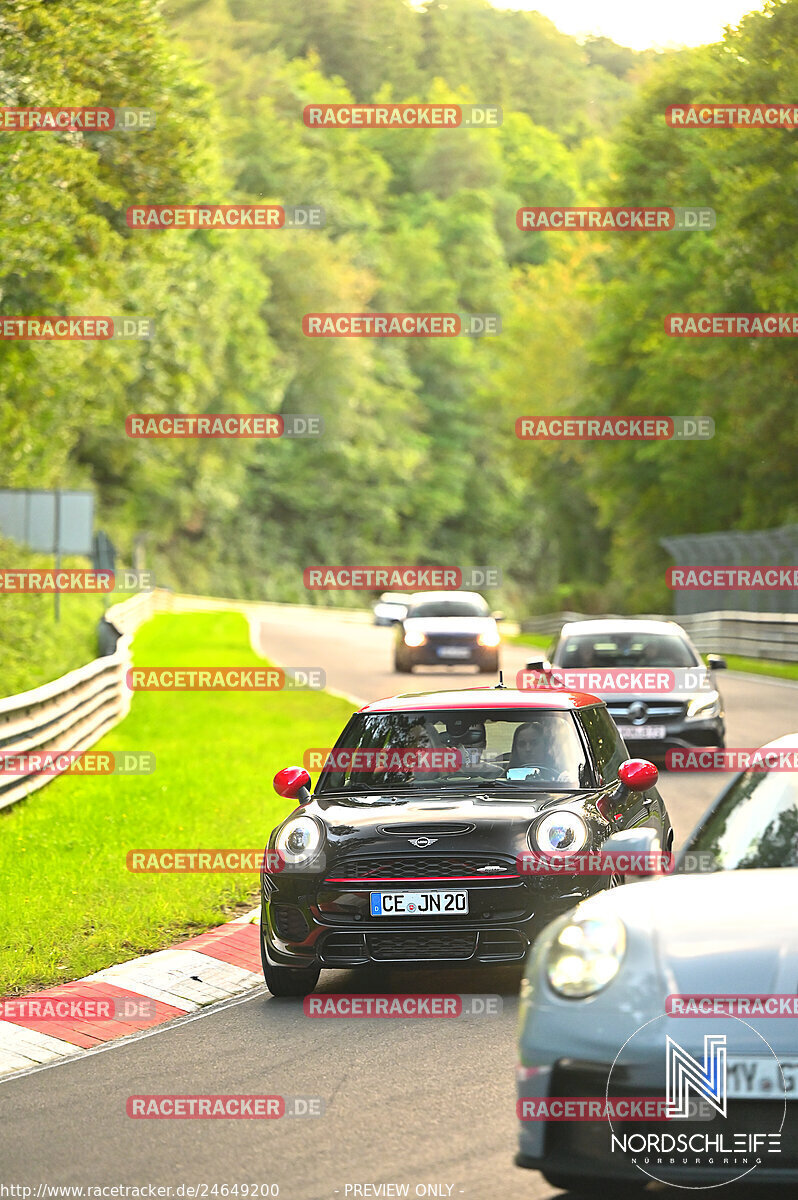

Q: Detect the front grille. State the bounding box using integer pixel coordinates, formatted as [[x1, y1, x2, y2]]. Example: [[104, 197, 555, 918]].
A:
[[320, 933, 369, 965], [326, 853, 517, 881], [379, 823, 475, 837], [425, 633, 477, 645], [368, 931, 477, 961], [271, 905, 310, 941], [478, 928, 526, 961], [607, 701, 686, 721]]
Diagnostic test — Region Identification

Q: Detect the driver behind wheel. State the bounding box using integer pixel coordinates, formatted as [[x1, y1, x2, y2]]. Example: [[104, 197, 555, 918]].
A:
[[508, 720, 571, 782]]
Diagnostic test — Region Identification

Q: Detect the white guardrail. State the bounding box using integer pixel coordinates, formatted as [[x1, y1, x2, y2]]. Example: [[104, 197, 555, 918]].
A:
[[0, 588, 374, 812], [0, 590, 163, 812], [519, 610, 798, 663]]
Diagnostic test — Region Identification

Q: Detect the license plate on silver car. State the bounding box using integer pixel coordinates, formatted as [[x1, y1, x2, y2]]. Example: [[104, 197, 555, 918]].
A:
[[727, 1057, 798, 1099], [616, 725, 666, 740], [370, 890, 468, 916], [437, 646, 471, 659]]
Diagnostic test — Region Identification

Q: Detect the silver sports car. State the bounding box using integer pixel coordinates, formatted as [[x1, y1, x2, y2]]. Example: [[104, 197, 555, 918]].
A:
[[516, 733, 798, 1195]]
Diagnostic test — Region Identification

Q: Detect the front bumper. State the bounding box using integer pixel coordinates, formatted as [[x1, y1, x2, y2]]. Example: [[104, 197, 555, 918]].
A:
[[262, 871, 603, 968], [516, 1057, 797, 1185], [617, 716, 725, 760], [403, 642, 499, 669]]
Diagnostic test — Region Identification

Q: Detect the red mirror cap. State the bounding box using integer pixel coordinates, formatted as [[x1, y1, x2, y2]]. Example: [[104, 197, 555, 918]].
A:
[[273, 766, 312, 799], [618, 759, 659, 791]]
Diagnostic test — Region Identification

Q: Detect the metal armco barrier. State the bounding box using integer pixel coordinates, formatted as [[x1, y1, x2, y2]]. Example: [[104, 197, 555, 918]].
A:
[[519, 610, 798, 663], [0, 590, 160, 812]]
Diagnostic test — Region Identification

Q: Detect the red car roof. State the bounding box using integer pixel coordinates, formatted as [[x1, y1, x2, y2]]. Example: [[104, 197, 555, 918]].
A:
[[358, 687, 602, 714]]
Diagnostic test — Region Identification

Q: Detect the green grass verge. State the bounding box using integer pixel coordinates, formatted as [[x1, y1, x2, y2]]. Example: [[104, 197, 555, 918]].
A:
[[720, 654, 798, 681], [0, 610, 354, 996], [505, 632, 552, 651]]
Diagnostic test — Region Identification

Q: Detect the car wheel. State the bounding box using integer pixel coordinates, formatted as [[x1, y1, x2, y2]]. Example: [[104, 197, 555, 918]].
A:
[[541, 1174, 645, 1198], [394, 656, 412, 673], [261, 930, 320, 997]]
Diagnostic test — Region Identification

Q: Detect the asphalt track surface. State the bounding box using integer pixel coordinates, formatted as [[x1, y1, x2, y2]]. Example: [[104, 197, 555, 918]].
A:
[[2, 606, 797, 1199]]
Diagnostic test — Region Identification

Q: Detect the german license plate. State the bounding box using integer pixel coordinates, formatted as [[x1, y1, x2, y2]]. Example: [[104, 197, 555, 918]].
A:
[[727, 1057, 798, 1099], [370, 890, 468, 916], [437, 646, 471, 659], [616, 725, 666, 740]]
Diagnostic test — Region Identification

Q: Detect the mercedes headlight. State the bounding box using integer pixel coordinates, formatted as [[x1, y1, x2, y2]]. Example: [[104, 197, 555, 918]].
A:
[[686, 691, 721, 720], [404, 630, 427, 647], [532, 810, 589, 854], [546, 912, 626, 998], [274, 816, 323, 866]]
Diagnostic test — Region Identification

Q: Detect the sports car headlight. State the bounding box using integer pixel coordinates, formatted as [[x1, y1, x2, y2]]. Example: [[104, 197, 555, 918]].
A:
[[686, 691, 721, 720], [274, 816, 323, 865], [477, 629, 501, 648], [532, 811, 589, 854], [404, 630, 427, 647], [546, 913, 626, 998]]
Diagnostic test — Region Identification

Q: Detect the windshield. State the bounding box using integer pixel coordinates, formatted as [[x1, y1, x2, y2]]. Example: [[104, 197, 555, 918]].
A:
[[555, 631, 698, 668], [315, 708, 593, 796], [683, 769, 798, 870], [407, 600, 488, 618]]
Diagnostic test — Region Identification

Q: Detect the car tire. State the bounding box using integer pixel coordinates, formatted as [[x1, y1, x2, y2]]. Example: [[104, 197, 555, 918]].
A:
[[394, 657, 412, 673], [541, 1174, 645, 1198], [260, 929, 320, 997]]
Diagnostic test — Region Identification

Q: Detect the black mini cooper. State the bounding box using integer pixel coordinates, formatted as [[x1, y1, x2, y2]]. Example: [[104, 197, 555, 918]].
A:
[[260, 687, 672, 995]]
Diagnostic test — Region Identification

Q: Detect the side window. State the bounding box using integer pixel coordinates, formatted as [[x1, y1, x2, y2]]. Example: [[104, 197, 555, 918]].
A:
[[580, 705, 628, 785]]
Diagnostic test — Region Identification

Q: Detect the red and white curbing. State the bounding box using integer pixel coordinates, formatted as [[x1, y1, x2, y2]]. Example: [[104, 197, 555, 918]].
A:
[[0, 907, 263, 1079]]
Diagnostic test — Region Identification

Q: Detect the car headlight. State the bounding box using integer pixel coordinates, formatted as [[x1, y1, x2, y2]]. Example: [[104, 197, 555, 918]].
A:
[[477, 629, 501, 648], [404, 630, 427, 647], [531, 810, 589, 853], [274, 816, 323, 865], [546, 913, 626, 998], [686, 691, 721, 720]]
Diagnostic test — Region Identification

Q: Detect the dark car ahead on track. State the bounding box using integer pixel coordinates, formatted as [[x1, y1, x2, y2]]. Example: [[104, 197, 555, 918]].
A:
[[259, 686, 672, 996], [393, 590, 503, 674]]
